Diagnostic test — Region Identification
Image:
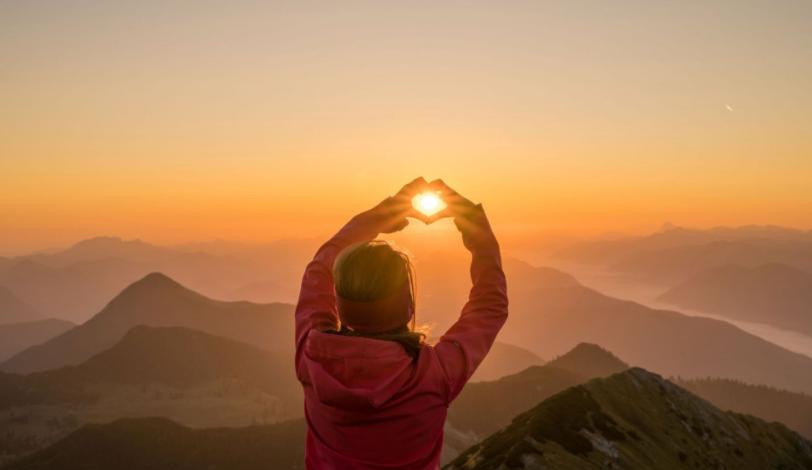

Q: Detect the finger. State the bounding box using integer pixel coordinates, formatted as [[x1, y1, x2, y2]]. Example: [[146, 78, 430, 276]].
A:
[[395, 177, 428, 198], [429, 179, 475, 207], [428, 179, 459, 196], [389, 218, 409, 233], [377, 197, 412, 216], [423, 206, 454, 224], [403, 206, 432, 224]]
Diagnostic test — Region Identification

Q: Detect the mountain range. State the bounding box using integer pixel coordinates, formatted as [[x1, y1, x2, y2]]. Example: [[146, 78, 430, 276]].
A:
[[8, 364, 812, 470], [7, 265, 812, 398], [0, 236, 318, 322]]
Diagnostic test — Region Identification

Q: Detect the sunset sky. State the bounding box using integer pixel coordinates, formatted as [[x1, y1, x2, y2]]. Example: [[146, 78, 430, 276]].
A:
[[2, 0, 811, 255]]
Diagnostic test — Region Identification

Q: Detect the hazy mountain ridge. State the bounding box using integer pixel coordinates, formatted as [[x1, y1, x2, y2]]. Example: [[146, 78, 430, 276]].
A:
[[552, 225, 812, 268], [0, 273, 294, 374], [659, 263, 812, 334], [611, 239, 812, 283], [468, 342, 543, 382], [446, 368, 812, 469], [505, 282, 812, 394], [677, 377, 812, 440], [0, 236, 318, 322], [0, 319, 74, 363], [0, 286, 40, 325]]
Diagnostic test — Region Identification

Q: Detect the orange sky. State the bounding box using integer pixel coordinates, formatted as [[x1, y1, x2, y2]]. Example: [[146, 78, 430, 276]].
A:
[[2, 1, 811, 255]]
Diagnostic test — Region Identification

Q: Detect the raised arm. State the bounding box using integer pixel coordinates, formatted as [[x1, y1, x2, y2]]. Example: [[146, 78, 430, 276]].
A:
[[432, 182, 509, 402], [294, 178, 427, 354]]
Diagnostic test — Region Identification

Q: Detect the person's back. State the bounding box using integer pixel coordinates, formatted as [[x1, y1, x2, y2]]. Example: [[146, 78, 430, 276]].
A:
[[294, 178, 508, 469]]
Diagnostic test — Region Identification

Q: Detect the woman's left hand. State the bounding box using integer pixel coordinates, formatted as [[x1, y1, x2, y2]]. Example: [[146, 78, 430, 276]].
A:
[[356, 177, 429, 234]]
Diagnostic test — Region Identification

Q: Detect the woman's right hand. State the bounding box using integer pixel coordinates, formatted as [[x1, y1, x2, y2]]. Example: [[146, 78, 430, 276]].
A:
[[429, 180, 499, 253]]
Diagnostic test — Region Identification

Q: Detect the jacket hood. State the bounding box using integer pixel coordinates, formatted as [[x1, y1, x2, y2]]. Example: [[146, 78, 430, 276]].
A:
[[302, 330, 415, 410]]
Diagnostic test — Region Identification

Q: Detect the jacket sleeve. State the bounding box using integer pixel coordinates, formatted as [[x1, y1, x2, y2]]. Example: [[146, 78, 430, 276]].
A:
[[434, 207, 509, 402], [294, 215, 380, 372]]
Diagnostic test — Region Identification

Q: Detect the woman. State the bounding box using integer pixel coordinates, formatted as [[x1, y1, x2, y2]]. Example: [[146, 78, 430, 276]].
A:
[[294, 177, 508, 469]]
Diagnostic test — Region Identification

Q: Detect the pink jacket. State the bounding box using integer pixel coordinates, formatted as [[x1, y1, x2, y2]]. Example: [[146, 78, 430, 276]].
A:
[[294, 208, 508, 469]]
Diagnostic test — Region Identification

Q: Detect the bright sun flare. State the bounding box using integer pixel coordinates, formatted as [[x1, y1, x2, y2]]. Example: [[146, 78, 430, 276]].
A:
[[412, 192, 446, 217]]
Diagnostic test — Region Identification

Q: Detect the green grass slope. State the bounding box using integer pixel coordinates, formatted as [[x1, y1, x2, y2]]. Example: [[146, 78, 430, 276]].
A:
[[446, 368, 812, 469]]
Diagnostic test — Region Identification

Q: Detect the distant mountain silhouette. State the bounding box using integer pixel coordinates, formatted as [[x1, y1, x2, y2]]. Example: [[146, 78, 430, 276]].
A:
[[678, 377, 812, 440], [1, 417, 306, 470], [444, 343, 628, 460], [659, 263, 812, 334], [446, 368, 812, 469], [553, 224, 812, 267], [545, 343, 627, 379], [0, 318, 74, 362], [0, 256, 151, 323], [610, 239, 812, 283], [0, 273, 294, 374], [501, 281, 812, 394], [0, 286, 40, 325]]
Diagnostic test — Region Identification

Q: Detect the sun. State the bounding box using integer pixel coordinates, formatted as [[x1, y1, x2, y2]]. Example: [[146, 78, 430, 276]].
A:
[[412, 192, 446, 217]]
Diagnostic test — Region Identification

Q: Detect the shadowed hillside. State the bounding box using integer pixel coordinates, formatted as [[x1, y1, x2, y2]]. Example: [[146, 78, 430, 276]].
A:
[[0, 326, 302, 464], [0, 273, 294, 374], [660, 263, 812, 334], [446, 368, 812, 469], [1, 417, 306, 470]]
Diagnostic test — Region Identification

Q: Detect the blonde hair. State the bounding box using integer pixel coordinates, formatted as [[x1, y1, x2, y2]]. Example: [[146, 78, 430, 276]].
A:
[[331, 240, 426, 358]]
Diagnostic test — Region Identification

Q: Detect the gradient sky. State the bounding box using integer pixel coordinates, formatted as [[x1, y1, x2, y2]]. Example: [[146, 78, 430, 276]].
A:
[[2, 0, 811, 254]]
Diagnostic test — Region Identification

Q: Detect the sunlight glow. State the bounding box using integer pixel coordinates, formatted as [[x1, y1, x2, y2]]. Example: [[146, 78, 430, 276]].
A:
[[412, 192, 446, 217]]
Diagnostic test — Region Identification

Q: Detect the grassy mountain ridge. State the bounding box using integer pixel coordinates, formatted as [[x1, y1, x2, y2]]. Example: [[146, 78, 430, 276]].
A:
[[443, 343, 628, 461], [446, 368, 812, 469]]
